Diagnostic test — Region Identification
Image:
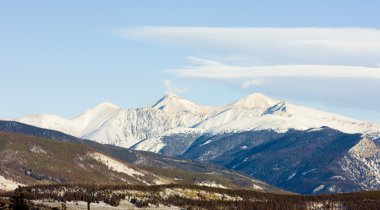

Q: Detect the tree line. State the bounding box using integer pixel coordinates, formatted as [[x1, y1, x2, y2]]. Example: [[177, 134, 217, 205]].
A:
[[1, 184, 379, 210]]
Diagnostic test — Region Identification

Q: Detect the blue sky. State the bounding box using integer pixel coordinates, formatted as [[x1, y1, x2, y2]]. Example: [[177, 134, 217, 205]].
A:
[[1, 0, 380, 123]]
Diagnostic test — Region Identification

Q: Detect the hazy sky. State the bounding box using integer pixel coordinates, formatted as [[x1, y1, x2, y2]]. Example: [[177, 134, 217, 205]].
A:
[[1, 0, 380, 123]]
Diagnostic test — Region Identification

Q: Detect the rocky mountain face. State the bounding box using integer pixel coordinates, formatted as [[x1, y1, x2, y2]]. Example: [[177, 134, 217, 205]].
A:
[[180, 128, 380, 194], [6, 93, 380, 194]]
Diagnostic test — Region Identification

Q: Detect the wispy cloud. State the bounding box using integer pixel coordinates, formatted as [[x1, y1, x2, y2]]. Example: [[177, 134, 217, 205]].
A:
[[168, 58, 380, 80], [165, 58, 380, 111], [116, 27, 380, 113], [163, 79, 190, 94], [167, 57, 380, 100], [115, 27, 380, 66], [240, 79, 266, 89]]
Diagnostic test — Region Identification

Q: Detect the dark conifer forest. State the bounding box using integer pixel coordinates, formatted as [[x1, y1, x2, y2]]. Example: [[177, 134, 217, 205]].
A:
[[1, 184, 379, 210]]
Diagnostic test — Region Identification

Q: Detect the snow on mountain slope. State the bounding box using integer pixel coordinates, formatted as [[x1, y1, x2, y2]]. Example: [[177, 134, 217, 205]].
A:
[[204, 102, 380, 136], [82, 107, 209, 148], [133, 136, 166, 153], [0, 175, 24, 191], [13, 102, 121, 138], [132, 127, 203, 154], [196, 107, 269, 131], [89, 152, 145, 177], [73, 102, 121, 136], [14, 114, 80, 136], [338, 137, 380, 190], [10, 93, 380, 149], [191, 93, 285, 131]]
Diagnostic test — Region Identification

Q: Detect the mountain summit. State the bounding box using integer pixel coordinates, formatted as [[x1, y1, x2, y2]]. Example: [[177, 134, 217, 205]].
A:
[[231, 93, 280, 109], [152, 93, 202, 113]]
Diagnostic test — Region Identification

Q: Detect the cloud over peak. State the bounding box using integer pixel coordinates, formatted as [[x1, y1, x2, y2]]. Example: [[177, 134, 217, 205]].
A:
[[168, 59, 380, 80], [116, 26, 380, 114], [116, 27, 380, 66]]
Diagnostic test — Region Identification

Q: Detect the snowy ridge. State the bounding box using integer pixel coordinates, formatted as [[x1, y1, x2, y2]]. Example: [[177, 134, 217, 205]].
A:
[[14, 114, 80, 136], [14, 102, 121, 138], [10, 93, 380, 149]]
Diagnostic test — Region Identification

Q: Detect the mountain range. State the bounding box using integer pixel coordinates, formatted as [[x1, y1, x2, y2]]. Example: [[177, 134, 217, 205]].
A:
[[0, 121, 278, 193], [12, 93, 380, 148], [3, 93, 380, 194]]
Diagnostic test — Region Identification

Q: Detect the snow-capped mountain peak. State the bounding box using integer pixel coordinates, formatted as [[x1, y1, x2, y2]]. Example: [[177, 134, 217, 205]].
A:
[[74, 102, 120, 122], [94, 102, 120, 110], [152, 93, 214, 113], [152, 93, 182, 108], [230, 93, 280, 109], [73, 102, 121, 136]]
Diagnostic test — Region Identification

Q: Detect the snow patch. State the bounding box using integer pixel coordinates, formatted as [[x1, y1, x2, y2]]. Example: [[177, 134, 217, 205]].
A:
[[287, 172, 297, 180], [196, 181, 227, 189], [302, 168, 316, 176], [201, 140, 213, 146], [0, 175, 24, 191], [312, 185, 325, 193], [331, 176, 345, 181], [89, 152, 144, 177], [30, 145, 47, 155], [252, 184, 263, 190]]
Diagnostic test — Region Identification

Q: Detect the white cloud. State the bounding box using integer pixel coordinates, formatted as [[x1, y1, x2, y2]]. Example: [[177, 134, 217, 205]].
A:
[[115, 27, 380, 115], [240, 79, 266, 89], [163, 79, 190, 94], [185, 56, 223, 66], [115, 27, 380, 66], [164, 58, 380, 112], [167, 59, 380, 80]]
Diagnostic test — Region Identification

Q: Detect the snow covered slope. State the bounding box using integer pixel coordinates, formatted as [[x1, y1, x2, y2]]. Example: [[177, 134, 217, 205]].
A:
[[14, 114, 80, 136], [73, 102, 121, 135], [0, 175, 24, 191], [14, 102, 121, 139], [10, 93, 380, 149]]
